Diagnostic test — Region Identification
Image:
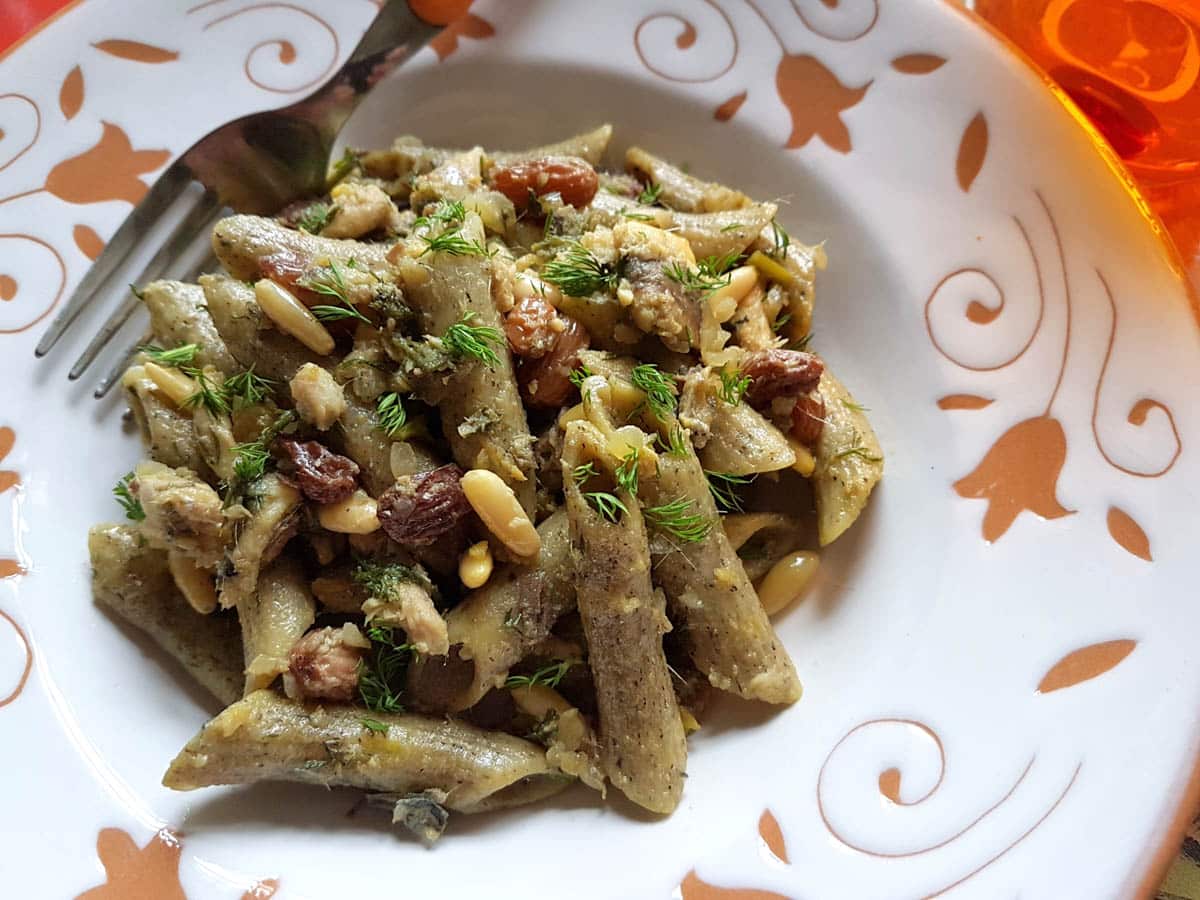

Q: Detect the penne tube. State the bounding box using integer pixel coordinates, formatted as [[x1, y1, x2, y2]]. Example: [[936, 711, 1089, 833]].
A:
[[811, 366, 883, 546], [140, 279, 238, 374], [240, 556, 316, 695]]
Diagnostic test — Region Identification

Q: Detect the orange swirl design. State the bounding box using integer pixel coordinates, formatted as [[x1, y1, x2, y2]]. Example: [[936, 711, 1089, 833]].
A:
[[1091, 269, 1182, 478], [0, 93, 40, 175], [633, 1, 738, 84], [923, 214, 1045, 372], [0, 608, 32, 707], [791, 0, 879, 43], [191, 2, 339, 95], [0, 233, 66, 335]]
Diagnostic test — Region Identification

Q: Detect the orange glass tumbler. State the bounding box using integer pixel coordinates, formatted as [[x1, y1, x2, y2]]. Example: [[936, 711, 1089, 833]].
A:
[[975, 0, 1200, 276]]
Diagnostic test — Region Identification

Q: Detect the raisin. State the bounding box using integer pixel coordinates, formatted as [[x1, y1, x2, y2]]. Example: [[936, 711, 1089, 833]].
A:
[[505, 294, 561, 359], [790, 393, 826, 447], [741, 349, 824, 409], [490, 156, 599, 209], [518, 315, 591, 408], [276, 438, 360, 504], [377, 464, 473, 547]]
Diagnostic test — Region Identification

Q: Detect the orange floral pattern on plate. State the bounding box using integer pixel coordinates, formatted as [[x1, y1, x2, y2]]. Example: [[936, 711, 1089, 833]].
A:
[[75, 828, 186, 900]]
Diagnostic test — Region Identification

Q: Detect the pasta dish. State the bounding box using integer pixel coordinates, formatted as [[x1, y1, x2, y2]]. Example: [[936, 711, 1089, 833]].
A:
[[88, 124, 882, 839]]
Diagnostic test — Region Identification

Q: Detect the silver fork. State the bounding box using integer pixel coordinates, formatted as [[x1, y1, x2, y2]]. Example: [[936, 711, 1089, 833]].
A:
[[35, 0, 446, 397]]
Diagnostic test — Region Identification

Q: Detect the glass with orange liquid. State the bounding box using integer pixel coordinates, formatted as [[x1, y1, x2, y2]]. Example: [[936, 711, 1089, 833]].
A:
[[975, 0, 1200, 278]]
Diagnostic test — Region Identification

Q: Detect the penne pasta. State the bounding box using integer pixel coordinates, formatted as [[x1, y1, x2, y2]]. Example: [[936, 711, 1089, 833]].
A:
[[240, 556, 316, 694], [140, 279, 238, 374]]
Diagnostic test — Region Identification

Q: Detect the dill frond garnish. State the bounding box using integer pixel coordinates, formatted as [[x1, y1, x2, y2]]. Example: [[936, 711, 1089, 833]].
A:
[[767, 218, 790, 259], [571, 461, 599, 484], [656, 424, 690, 458], [834, 445, 883, 463], [638, 182, 663, 205], [353, 560, 434, 599], [717, 366, 751, 405], [357, 624, 415, 714], [540, 241, 621, 297], [842, 399, 870, 413], [620, 208, 654, 222], [790, 331, 814, 352], [306, 261, 371, 324], [376, 392, 407, 437], [772, 312, 792, 334], [505, 659, 576, 690], [663, 252, 738, 296], [326, 148, 359, 188], [705, 471, 754, 513], [630, 363, 677, 422], [720, 222, 744, 232], [644, 497, 712, 543], [182, 369, 230, 416], [567, 365, 593, 388], [113, 472, 144, 521], [419, 230, 490, 258], [360, 717, 388, 734], [139, 343, 199, 367], [585, 491, 628, 523], [222, 367, 274, 410], [441, 310, 503, 368], [297, 201, 338, 235], [231, 441, 271, 483], [614, 447, 640, 495]]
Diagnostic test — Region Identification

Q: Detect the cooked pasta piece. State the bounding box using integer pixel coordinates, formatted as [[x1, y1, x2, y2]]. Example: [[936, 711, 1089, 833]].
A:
[[625, 146, 751, 212], [140, 280, 238, 374], [200, 274, 324, 381], [562, 421, 686, 814], [89, 524, 242, 705], [678, 367, 797, 476], [163, 689, 569, 814], [671, 204, 778, 260], [811, 366, 883, 545], [240, 556, 316, 694], [122, 365, 209, 473], [218, 474, 302, 610]]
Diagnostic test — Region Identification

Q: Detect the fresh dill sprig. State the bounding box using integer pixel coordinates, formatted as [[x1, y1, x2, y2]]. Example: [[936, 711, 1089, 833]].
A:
[[376, 392, 407, 437], [663, 253, 737, 296], [717, 366, 751, 405], [139, 343, 199, 367], [790, 331, 814, 352], [222, 367, 274, 410], [772, 312, 792, 334], [357, 623, 417, 714], [419, 230, 490, 258], [706, 471, 754, 513], [620, 208, 654, 222], [182, 368, 231, 416], [767, 218, 790, 259], [630, 364, 677, 422], [585, 491, 628, 523], [441, 310, 503, 368], [698, 252, 740, 277], [297, 201, 338, 235], [540, 241, 621, 297], [306, 261, 371, 324], [360, 716, 389, 734], [231, 441, 270, 483], [505, 659, 577, 690], [644, 497, 712, 543], [571, 461, 599, 484], [413, 199, 466, 231], [567, 364, 593, 388], [656, 424, 690, 458], [614, 447, 640, 495], [842, 398, 870, 413], [113, 472, 144, 521], [720, 222, 745, 233], [353, 560, 434, 599], [638, 182, 663, 205], [835, 444, 883, 463]]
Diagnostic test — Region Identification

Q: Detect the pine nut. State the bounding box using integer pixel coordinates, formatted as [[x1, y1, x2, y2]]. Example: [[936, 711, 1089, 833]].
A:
[[459, 540, 494, 589], [255, 279, 335, 355], [707, 265, 758, 323], [756, 550, 820, 616], [143, 361, 198, 407], [460, 468, 541, 558], [167, 551, 217, 614], [510, 683, 571, 719], [788, 438, 816, 477], [317, 489, 380, 534]]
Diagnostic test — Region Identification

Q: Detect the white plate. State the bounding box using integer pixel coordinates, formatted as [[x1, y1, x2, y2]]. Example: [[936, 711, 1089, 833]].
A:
[[1, 1, 1198, 897]]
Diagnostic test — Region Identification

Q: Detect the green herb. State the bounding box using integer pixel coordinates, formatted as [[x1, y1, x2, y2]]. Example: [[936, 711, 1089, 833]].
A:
[[360, 717, 389, 734], [541, 241, 621, 297], [139, 343, 199, 367], [231, 440, 270, 483], [419, 230, 490, 258], [306, 261, 371, 324], [772, 312, 792, 334], [297, 201, 338, 235], [790, 331, 814, 352], [357, 624, 416, 714], [835, 445, 883, 463], [353, 561, 434, 599], [413, 199, 466, 231], [222, 367, 274, 409], [376, 392, 408, 437], [505, 659, 576, 690], [441, 311, 503, 367], [706, 471, 754, 513], [657, 424, 690, 458], [620, 208, 654, 222], [698, 252, 740, 277], [614, 447, 640, 495], [842, 399, 870, 413], [720, 222, 745, 233], [113, 472, 144, 521], [767, 218, 791, 259], [182, 369, 231, 416], [326, 148, 359, 188], [637, 182, 663, 205], [585, 491, 628, 523], [644, 497, 712, 543], [717, 366, 751, 405], [567, 364, 593, 388], [663, 253, 738, 296], [630, 364, 677, 422], [571, 461, 599, 484]]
